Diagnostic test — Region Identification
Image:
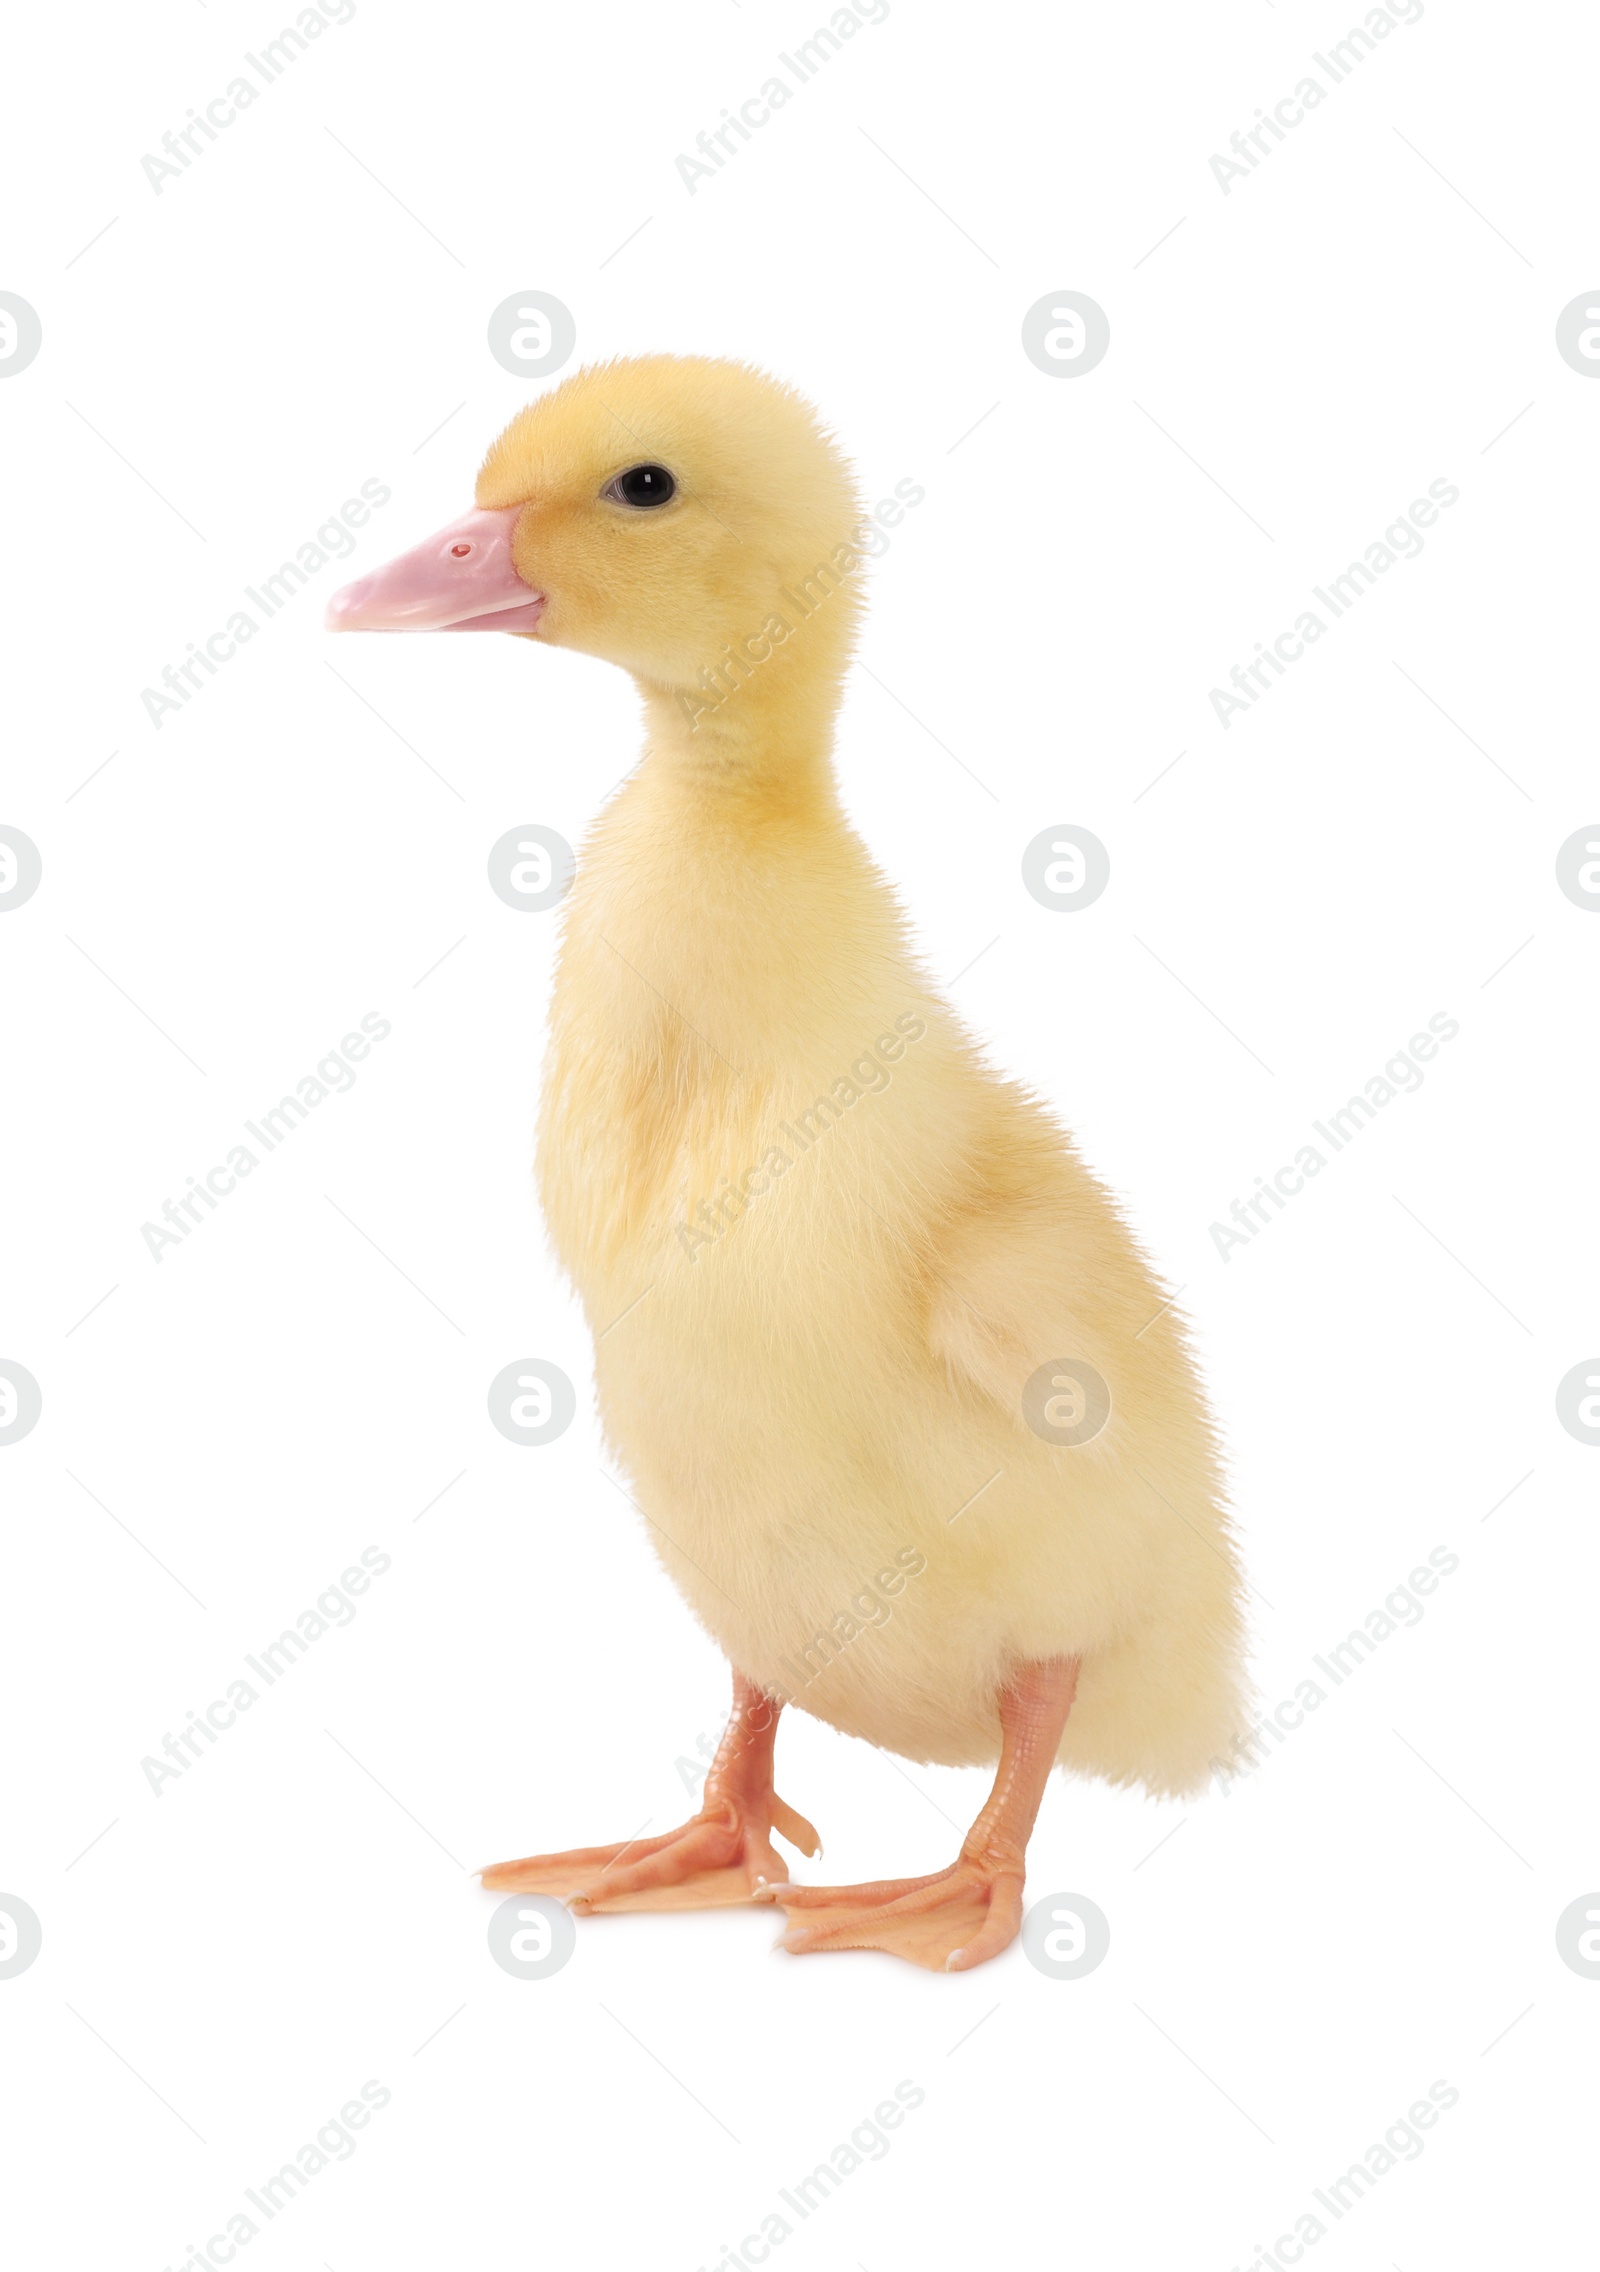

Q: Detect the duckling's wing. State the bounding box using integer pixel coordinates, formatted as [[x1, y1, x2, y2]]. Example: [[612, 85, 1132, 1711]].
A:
[[924, 1179, 1155, 1429]]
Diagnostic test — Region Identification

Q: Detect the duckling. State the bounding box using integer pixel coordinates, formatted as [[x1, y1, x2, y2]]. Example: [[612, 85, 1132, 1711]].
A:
[[327, 356, 1247, 1971]]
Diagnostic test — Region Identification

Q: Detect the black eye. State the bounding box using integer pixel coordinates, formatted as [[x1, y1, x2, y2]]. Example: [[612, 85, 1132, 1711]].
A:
[[607, 464, 676, 509]]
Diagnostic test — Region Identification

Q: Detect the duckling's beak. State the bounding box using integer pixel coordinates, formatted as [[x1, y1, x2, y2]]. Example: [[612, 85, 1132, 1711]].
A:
[[324, 505, 545, 634]]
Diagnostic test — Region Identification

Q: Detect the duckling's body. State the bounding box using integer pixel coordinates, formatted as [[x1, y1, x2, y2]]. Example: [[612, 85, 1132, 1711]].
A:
[[328, 353, 1247, 1968], [543, 734, 1241, 1791]]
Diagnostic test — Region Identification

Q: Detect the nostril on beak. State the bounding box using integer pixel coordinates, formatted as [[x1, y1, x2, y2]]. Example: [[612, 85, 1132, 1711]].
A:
[[450, 543, 473, 558]]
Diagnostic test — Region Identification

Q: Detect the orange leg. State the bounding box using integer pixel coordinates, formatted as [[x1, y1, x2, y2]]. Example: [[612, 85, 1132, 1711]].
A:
[[479, 1671, 819, 1913], [763, 1656, 1080, 1972]]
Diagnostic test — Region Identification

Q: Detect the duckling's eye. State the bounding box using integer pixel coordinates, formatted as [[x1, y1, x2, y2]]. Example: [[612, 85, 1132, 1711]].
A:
[[606, 464, 676, 509]]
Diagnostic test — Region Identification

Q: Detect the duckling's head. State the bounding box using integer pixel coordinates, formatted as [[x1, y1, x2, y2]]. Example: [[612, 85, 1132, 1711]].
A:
[[327, 356, 866, 728]]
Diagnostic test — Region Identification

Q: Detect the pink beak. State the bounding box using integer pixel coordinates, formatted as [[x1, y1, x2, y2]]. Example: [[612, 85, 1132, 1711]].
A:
[[324, 505, 545, 634]]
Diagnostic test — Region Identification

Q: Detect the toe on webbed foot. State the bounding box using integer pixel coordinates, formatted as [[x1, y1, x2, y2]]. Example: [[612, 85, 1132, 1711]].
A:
[[479, 1800, 813, 1915], [772, 1859, 1025, 1971]]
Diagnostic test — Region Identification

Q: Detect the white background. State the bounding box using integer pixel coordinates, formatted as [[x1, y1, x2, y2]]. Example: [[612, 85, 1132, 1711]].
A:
[[2, 1, 1596, 2266]]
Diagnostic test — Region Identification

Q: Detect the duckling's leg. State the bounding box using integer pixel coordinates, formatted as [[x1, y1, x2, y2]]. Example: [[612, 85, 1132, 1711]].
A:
[[766, 1656, 1080, 1972], [478, 1671, 819, 1913]]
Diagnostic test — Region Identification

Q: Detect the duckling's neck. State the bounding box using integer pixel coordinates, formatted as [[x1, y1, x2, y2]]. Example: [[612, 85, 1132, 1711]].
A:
[[562, 670, 900, 1078], [632, 675, 844, 826]]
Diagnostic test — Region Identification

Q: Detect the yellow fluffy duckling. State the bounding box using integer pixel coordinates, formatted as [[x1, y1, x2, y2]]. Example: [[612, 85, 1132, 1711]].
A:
[[327, 356, 1247, 1971]]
